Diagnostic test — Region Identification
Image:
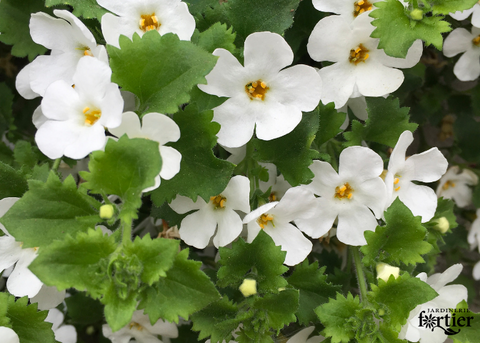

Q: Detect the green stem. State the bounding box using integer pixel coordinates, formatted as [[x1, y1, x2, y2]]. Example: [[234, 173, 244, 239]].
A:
[[122, 219, 133, 245], [352, 246, 368, 303], [51, 158, 61, 172]]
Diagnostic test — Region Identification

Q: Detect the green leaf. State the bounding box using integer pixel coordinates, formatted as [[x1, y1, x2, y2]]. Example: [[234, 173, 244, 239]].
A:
[[315, 292, 363, 343], [151, 105, 234, 205], [13, 141, 39, 170], [45, 0, 107, 19], [0, 161, 28, 198], [314, 102, 346, 147], [223, 0, 301, 45], [0, 0, 50, 60], [287, 260, 341, 325], [31, 164, 51, 182], [0, 293, 11, 328], [451, 300, 480, 343], [80, 136, 161, 224], [217, 230, 288, 293], [253, 110, 320, 186], [424, 197, 458, 231], [6, 297, 56, 343], [139, 249, 220, 323], [64, 292, 104, 324], [368, 273, 438, 331], [253, 289, 299, 331], [125, 235, 179, 285], [431, 0, 478, 15], [108, 31, 217, 114], [103, 282, 138, 332], [370, 0, 451, 58], [192, 22, 236, 53], [0, 83, 14, 137], [361, 198, 433, 267], [0, 172, 100, 248], [29, 228, 115, 298], [344, 97, 417, 147]]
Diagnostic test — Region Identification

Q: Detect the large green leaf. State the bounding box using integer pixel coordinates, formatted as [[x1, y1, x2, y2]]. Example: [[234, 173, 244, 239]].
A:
[[45, 0, 107, 19], [431, 0, 478, 15], [314, 102, 346, 147], [108, 31, 217, 114], [0, 161, 28, 199]]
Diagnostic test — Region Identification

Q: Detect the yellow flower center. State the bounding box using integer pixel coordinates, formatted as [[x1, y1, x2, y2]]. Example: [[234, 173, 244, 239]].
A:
[[77, 46, 93, 56], [245, 80, 268, 100], [83, 107, 102, 126], [335, 183, 354, 200], [210, 195, 227, 209], [257, 213, 274, 229], [139, 13, 160, 32], [442, 180, 456, 190], [394, 175, 401, 192], [349, 44, 370, 65], [353, 0, 373, 17], [129, 322, 144, 331], [269, 192, 277, 202], [473, 35, 480, 46]]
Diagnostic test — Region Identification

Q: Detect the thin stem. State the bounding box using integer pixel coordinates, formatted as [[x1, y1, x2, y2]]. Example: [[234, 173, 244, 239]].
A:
[[352, 246, 368, 303], [51, 158, 61, 172]]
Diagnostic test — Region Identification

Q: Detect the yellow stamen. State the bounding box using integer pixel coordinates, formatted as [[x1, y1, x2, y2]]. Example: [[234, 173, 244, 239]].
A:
[[442, 180, 456, 190], [395, 186, 401, 192], [129, 322, 144, 331], [353, 0, 373, 17], [257, 213, 274, 229], [83, 107, 90, 114], [269, 192, 277, 202], [394, 178, 399, 185], [210, 195, 227, 209], [473, 35, 480, 46], [358, 0, 365, 5], [245, 80, 269, 100], [139, 13, 161, 32], [83, 107, 102, 126], [347, 193, 353, 199], [335, 182, 354, 200], [349, 44, 370, 65]]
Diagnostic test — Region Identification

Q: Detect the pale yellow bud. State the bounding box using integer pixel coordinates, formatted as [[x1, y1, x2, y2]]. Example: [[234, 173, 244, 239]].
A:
[[99, 204, 114, 219], [239, 278, 257, 297], [433, 217, 449, 234], [410, 9, 423, 21], [376, 262, 400, 282]]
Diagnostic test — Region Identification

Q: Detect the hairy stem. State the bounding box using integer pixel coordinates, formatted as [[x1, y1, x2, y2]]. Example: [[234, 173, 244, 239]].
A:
[[352, 246, 368, 303]]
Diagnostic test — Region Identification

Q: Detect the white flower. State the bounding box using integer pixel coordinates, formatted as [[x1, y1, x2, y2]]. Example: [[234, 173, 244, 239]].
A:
[[35, 56, 123, 159], [450, 3, 480, 27], [102, 310, 178, 343], [436, 166, 478, 208], [296, 146, 386, 246], [45, 309, 77, 343], [109, 111, 182, 192], [243, 187, 317, 266], [16, 10, 108, 100], [198, 31, 322, 148], [444, 26, 480, 81], [385, 131, 448, 222], [0, 327, 19, 343], [312, 0, 382, 22], [170, 176, 250, 249], [468, 209, 480, 280], [399, 264, 468, 343], [307, 13, 422, 109], [97, 0, 195, 48]]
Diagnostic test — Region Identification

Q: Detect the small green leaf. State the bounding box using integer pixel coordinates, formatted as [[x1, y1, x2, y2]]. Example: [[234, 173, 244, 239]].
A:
[[0, 83, 14, 137], [315, 292, 363, 343], [424, 197, 458, 231], [103, 282, 138, 332], [217, 230, 288, 293], [253, 110, 320, 186], [287, 260, 341, 325], [192, 22, 236, 53], [451, 300, 480, 342], [370, 0, 451, 58], [108, 31, 217, 114], [0, 293, 11, 328], [45, 0, 107, 19], [253, 289, 299, 331], [344, 97, 417, 147], [315, 102, 346, 147], [0, 161, 28, 198], [0, 172, 100, 248], [80, 136, 161, 224], [13, 141, 39, 170], [431, 0, 478, 15], [361, 198, 433, 267], [150, 105, 234, 205], [139, 249, 220, 323]]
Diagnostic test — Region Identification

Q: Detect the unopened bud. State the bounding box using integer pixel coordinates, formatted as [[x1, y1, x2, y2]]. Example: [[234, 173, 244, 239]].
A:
[[433, 217, 449, 233], [239, 278, 257, 297], [376, 262, 400, 282], [99, 204, 114, 219], [378, 309, 385, 316], [410, 9, 423, 21]]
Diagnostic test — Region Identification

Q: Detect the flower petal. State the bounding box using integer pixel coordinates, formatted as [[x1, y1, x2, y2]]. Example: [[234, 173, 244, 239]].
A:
[[159, 146, 182, 180], [157, 2, 195, 40], [100, 13, 129, 49], [15, 63, 38, 99], [453, 48, 480, 81], [31, 285, 66, 311], [221, 175, 250, 213], [402, 147, 448, 183], [212, 209, 243, 247], [306, 160, 340, 197], [336, 203, 378, 245], [338, 146, 384, 183], [354, 60, 405, 97], [29, 12, 77, 51], [142, 112, 180, 145], [318, 62, 356, 108], [295, 197, 337, 239], [354, 178, 387, 218], [263, 222, 312, 265], [398, 182, 437, 222], [443, 28, 473, 57], [109, 111, 143, 139], [307, 15, 352, 62], [35, 120, 81, 159], [387, 130, 413, 174], [375, 40, 423, 68], [179, 208, 217, 249], [63, 124, 107, 159], [0, 327, 19, 343], [7, 250, 43, 298], [41, 80, 81, 121], [169, 195, 206, 213], [254, 99, 302, 141]]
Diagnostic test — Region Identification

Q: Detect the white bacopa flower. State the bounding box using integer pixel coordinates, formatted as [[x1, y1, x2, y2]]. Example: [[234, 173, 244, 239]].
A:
[[468, 209, 480, 280], [97, 0, 195, 48], [45, 309, 77, 343], [109, 111, 182, 192], [243, 187, 317, 266], [307, 13, 422, 109], [0, 327, 19, 343], [443, 26, 480, 81], [35, 56, 123, 159], [312, 0, 381, 22], [450, 3, 480, 27], [295, 146, 386, 246], [436, 166, 478, 208], [198, 31, 322, 148], [102, 310, 178, 343], [170, 176, 250, 249], [398, 264, 468, 343], [16, 10, 108, 100], [384, 131, 448, 223]]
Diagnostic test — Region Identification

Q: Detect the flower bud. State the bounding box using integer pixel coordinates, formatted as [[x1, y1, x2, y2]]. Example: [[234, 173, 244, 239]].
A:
[[99, 204, 114, 219], [239, 278, 257, 297], [409, 9, 423, 21], [376, 263, 400, 282], [433, 217, 449, 234]]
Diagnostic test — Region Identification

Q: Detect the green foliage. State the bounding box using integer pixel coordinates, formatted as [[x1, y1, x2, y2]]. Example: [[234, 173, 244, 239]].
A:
[[217, 230, 288, 292], [13, 141, 39, 170], [0, 161, 28, 198], [45, 0, 107, 19], [0, 0, 50, 60], [64, 292, 104, 324], [151, 105, 235, 204], [80, 136, 161, 224], [454, 116, 480, 163], [0, 172, 100, 248], [451, 300, 480, 343], [191, 22, 236, 53], [424, 197, 458, 231], [253, 110, 320, 186], [370, 0, 451, 58], [0, 292, 11, 327], [314, 102, 346, 147], [0, 83, 14, 137], [139, 249, 220, 323], [431, 0, 479, 15], [344, 97, 417, 147], [252, 289, 299, 331], [108, 31, 217, 114], [361, 198, 433, 267], [287, 260, 341, 325]]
